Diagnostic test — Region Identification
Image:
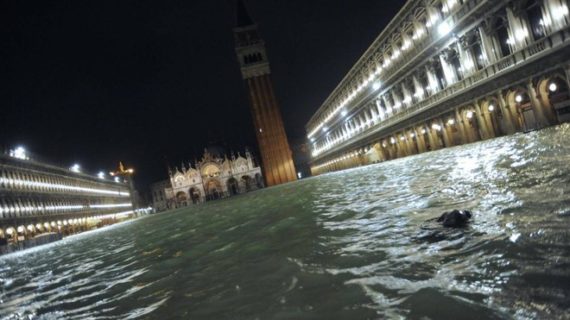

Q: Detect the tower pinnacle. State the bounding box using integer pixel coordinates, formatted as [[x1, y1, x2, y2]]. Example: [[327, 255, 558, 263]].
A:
[[236, 0, 254, 27]]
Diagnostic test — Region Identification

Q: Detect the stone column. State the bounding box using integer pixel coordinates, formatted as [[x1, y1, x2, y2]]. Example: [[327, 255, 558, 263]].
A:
[[526, 80, 549, 128], [496, 92, 516, 134], [455, 108, 470, 144], [474, 101, 490, 139], [415, 126, 427, 153]]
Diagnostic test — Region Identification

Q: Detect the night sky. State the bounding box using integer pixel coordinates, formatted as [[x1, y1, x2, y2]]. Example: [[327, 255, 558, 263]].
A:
[[0, 0, 406, 195]]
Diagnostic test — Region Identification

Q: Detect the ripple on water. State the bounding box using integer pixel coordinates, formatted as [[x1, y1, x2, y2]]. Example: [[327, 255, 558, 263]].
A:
[[1, 124, 570, 319]]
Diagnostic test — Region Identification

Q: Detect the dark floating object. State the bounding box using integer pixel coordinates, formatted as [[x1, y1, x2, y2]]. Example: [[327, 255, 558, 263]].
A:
[[437, 210, 472, 228]]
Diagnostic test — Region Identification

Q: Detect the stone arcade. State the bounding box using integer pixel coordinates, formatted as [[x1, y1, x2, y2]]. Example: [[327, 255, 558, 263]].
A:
[[306, 0, 570, 175]]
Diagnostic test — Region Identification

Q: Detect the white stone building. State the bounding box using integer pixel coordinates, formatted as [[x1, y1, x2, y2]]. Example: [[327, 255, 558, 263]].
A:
[[306, 0, 570, 175], [161, 148, 263, 208]]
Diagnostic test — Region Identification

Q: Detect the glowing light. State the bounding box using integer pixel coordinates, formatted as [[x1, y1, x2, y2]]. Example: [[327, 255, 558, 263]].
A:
[[421, 128, 426, 134], [410, 133, 415, 138], [447, 119, 455, 125], [488, 104, 495, 112], [323, 127, 328, 133], [114, 177, 121, 183], [400, 136, 405, 141], [297, 172, 302, 179], [549, 82, 558, 92], [341, 110, 347, 116], [372, 81, 381, 90], [70, 164, 81, 173], [97, 171, 105, 179], [438, 21, 452, 36], [466, 111, 474, 119], [10, 146, 29, 160], [554, 4, 569, 19], [432, 124, 442, 131], [515, 28, 528, 41], [515, 95, 523, 103], [390, 137, 396, 144]]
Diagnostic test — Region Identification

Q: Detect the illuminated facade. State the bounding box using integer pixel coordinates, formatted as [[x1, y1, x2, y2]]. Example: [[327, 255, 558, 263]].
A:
[[233, 0, 297, 186], [307, 0, 570, 175], [162, 148, 263, 208], [0, 151, 134, 251]]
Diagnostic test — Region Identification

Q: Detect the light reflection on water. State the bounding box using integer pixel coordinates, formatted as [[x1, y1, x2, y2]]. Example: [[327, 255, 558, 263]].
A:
[[1, 124, 570, 319]]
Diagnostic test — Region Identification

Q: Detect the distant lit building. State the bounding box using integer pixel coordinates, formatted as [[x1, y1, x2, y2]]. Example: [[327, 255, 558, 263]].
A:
[[306, 0, 570, 175], [150, 180, 170, 212], [161, 148, 263, 208], [0, 149, 134, 251]]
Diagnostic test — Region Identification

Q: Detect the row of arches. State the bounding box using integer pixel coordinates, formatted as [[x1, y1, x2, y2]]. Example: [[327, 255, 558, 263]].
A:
[[312, 0, 570, 155], [243, 52, 263, 65], [171, 174, 264, 208], [0, 197, 132, 219], [0, 216, 109, 248], [0, 167, 128, 197], [313, 73, 570, 174]]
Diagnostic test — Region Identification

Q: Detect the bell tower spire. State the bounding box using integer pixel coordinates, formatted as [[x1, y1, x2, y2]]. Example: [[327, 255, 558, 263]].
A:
[[233, 0, 297, 186]]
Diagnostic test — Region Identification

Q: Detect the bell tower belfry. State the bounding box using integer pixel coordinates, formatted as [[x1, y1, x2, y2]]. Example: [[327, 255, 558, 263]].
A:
[[233, 0, 297, 186]]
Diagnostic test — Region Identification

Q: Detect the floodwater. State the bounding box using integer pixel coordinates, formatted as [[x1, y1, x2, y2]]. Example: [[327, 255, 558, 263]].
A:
[[1, 125, 570, 320]]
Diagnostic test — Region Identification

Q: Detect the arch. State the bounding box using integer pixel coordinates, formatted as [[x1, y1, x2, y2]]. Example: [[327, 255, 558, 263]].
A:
[[241, 175, 253, 191], [205, 179, 223, 200], [227, 177, 239, 195], [525, 0, 546, 40], [492, 13, 512, 58], [176, 191, 188, 202], [4, 227, 16, 244], [0, 229, 6, 246], [480, 97, 504, 137], [189, 187, 201, 204], [537, 74, 570, 123], [506, 88, 536, 131]]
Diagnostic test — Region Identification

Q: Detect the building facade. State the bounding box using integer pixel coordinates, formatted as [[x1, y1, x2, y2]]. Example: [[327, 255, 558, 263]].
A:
[[150, 180, 170, 212], [159, 148, 263, 209], [233, 0, 297, 186], [306, 0, 570, 175], [0, 151, 134, 250]]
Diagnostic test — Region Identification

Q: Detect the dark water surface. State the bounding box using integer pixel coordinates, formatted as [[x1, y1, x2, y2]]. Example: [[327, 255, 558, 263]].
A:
[[2, 125, 570, 319]]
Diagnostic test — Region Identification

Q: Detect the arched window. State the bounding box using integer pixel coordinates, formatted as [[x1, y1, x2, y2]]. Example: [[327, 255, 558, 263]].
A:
[[434, 60, 446, 88], [494, 15, 512, 57], [526, 0, 546, 40], [467, 32, 485, 70], [448, 49, 463, 80]]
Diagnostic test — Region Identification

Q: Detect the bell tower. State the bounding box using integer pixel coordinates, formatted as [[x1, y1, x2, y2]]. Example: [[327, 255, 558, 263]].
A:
[[233, 0, 297, 186]]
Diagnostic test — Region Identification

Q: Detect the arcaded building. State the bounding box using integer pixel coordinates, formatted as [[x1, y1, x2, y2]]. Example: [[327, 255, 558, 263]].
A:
[[0, 149, 134, 248], [306, 0, 570, 175], [161, 148, 263, 208]]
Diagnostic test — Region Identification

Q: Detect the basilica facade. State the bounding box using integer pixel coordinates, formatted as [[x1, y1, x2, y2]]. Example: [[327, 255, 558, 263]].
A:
[[161, 148, 263, 208]]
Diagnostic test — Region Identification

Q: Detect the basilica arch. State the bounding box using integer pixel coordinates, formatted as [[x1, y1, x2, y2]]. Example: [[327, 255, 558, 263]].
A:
[[205, 179, 223, 200], [227, 178, 239, 195]]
